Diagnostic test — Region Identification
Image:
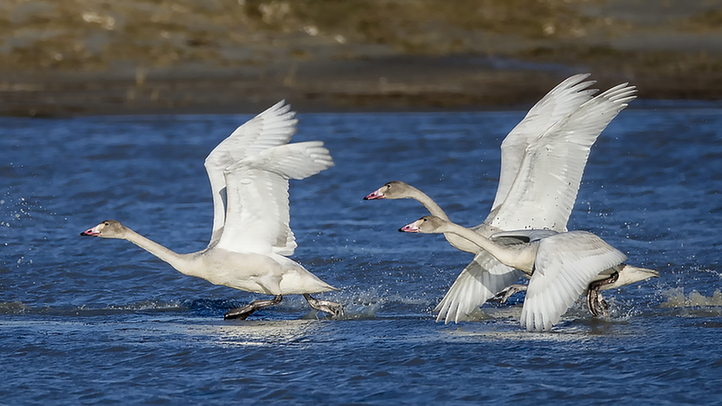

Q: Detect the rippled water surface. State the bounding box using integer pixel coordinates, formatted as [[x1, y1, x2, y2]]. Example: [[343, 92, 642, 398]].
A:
[[1, 104, 721, 404]]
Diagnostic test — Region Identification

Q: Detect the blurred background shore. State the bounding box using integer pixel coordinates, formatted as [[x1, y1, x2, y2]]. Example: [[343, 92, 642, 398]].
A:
[[2, 0, 722, 117]]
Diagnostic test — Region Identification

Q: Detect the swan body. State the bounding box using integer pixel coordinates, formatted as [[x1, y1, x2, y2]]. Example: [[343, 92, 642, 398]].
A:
[[366, 75, 642, 323], [401, 216, 646, 332], [82, 220, 336, 295], [490, 230, 659, 314], [81, 101, 343, 319]]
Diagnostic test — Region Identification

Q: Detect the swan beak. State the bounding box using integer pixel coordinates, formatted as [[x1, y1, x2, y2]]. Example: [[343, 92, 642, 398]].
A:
[[398, 221, 420, 233], [80, 224, 102, 237], [363, 188, 385, 200]]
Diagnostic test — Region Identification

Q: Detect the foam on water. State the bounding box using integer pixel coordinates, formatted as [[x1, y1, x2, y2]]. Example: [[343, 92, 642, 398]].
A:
[[660, 288, 722, 308]]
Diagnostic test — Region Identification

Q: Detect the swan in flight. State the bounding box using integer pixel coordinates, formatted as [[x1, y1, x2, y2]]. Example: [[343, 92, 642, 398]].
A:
[[400, 215, 656, 332], [81, 101, 343, 320], [365, 75, 652, 322]]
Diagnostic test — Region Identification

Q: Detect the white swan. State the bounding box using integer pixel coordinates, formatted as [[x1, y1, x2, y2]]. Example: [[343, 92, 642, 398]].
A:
[[400, 215, 655, 332], [81, 101, 343, 320], [365, 75, 648, 323]]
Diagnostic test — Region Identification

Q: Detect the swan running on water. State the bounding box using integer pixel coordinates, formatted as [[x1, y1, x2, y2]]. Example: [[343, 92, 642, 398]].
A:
[[365, 74, 657, 322], [400, 215, 656, 332], [81, 101, 343, 320]]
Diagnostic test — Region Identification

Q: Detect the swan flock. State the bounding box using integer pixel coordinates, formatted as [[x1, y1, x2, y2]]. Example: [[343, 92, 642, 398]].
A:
[[81, 74, 658, 331]]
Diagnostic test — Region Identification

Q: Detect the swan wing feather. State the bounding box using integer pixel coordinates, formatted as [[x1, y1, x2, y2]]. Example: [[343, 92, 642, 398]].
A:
[[491, 74, 597, 212], [520, 231, 628, 332], [489, 83, 636, 232], [204, 100, 298, 244], [435, 250, 525, 324], [216, 141, 333, 255]]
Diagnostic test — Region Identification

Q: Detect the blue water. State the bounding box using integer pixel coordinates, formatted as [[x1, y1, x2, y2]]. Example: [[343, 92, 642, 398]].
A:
[[1, 105, 721, 405]]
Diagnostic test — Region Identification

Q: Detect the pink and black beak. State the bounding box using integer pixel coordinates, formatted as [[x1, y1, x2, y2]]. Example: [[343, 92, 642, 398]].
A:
[[80, 224, 102, 237], [363, 187, 385, 200], [398, 220, 421, 233]]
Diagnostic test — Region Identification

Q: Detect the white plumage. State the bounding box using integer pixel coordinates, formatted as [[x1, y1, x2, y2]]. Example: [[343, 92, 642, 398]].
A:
[[81, 101, 343, 319], [491, 73, 600, 212], [401, 216, 634, 332], [490, 82, 636, 231], [204, 101, 299, 246], [520, 231, 628, 331], [440, 82, 637, 323], [366, 74, 640, 323], [217, 141, 333, 256]]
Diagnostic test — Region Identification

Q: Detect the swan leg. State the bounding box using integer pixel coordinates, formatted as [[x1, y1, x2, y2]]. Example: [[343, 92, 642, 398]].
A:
[[303, 294, 344, 318], [490, 284, 528, 304], [587, 271, 620, 317], [224, 295, 283, 320], [587, 289, 608, 318]]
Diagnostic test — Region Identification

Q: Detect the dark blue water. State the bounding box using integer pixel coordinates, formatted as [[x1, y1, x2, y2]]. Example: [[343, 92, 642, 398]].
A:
[[1, 105, 721, 405]]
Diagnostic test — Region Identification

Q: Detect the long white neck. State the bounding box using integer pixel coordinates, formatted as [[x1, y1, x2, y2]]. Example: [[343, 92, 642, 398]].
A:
[[438, 221, 536, 273], [403, 185, 450, 221], [121, 227, 200, 277]]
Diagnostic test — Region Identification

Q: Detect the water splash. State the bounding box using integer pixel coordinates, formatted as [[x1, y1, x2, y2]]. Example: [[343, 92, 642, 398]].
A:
[[659, 287, 722, 308]]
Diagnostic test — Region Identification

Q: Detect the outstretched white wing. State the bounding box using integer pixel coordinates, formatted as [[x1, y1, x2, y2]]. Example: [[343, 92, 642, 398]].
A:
[[432, 80, 635, 325], [215, 141, 333, 256], [491, 74, 597, 212], [521, 231, 628, 332], [435, 250, 524, 324], [204, 101, 298, 245], [434, 75, 599, 323], [489, 83, 637, 232]]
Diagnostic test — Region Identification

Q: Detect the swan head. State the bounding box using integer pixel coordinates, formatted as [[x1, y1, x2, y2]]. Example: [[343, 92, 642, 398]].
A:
[[398, 215, 447, 234], [80, 220, 127, 239], [364, 181, 411, 200]]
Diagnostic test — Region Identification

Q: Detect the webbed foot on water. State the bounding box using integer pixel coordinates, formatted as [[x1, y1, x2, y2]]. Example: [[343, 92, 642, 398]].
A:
[[224, 295, 283, 320], [304, 294, 344, 318], [489, 284, 528, 304]]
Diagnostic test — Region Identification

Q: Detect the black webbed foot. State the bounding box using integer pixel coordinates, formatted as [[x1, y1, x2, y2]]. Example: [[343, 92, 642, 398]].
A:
[[303, 294, 344, 318], [224, 295, 283, 319]]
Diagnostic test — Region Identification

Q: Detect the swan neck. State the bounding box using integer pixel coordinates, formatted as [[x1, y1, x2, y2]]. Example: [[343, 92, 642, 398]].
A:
[[441, 222, 533, 273], [122, 227, 194, 276], [442, 222, 497, 252], [406, 186, 450, 221]]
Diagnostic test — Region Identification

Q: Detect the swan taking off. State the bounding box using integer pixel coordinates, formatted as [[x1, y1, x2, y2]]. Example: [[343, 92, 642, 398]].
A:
[[365, 74, 648, 323], [400, 216, 656, 332], [81, 101, 343, 320]]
